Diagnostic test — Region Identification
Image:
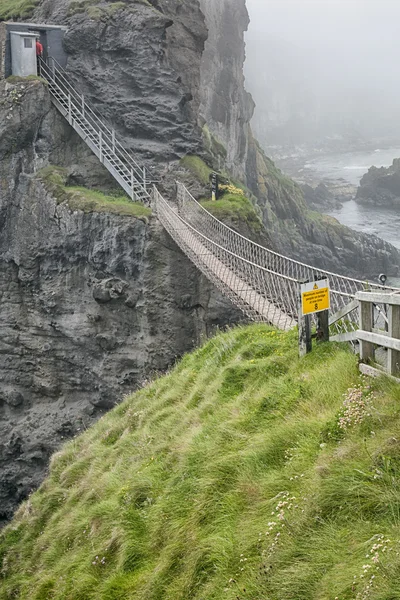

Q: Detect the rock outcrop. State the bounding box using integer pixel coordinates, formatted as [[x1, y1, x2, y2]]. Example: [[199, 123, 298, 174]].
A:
[[34, 0, 208, 176], [356, 158, 400, 208], [198, 0, 254, 180], [302, 183, 342, 211]]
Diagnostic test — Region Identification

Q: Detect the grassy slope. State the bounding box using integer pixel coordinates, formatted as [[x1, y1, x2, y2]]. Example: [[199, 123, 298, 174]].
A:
[[1, 326, 400, 600]]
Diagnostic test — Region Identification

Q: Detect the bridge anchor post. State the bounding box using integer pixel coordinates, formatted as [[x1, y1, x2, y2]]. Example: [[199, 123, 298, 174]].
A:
[[298, 313, 312, 357], [317, 310, 330, 343]]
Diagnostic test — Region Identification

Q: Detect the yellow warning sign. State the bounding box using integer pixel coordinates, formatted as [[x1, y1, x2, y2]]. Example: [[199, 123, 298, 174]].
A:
[[301, 279, 330, 315]]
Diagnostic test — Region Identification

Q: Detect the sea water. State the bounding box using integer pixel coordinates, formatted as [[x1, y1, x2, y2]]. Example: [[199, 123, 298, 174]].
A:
[[303, 148, 400, 250]]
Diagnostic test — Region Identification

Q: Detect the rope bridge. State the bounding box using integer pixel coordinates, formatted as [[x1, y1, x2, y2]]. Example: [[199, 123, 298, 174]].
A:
[[155, 184, 400, 334], [38, 57, 400, 335]]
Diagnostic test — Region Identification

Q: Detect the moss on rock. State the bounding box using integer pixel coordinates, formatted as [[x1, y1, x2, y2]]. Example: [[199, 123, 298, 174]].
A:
[[37, 166, 152, 220]]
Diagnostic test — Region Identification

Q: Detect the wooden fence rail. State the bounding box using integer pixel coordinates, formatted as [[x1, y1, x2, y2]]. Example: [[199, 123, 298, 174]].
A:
[[356, 291, 400, 377]]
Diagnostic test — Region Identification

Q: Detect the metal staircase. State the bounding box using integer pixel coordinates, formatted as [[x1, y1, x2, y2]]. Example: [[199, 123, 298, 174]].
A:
[[39, 57, 151, 203]]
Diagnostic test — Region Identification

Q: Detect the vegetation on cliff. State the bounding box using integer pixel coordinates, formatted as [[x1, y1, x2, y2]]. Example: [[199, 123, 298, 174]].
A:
[[1, 325, 400, 600], [38, 166, 152, 220], [200, 194, 263, 236], [0, 0, 39, 20], [181, 156, 263, 237]]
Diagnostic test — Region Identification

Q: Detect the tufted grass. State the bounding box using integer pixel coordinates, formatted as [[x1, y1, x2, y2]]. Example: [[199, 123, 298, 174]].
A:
[[180, 155, 213, 186], [65, 186, 152, 219], [0, 0, 39, 20], [1, 325, 400, 599]]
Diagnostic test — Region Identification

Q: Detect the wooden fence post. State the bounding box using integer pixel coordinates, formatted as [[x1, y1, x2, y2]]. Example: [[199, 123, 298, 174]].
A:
[[299, 283, 312, 357], [388, 304, 400, 376], [359, 299, 375, 362], [317, 310, 330, 342], [299, 313, 312, 357]]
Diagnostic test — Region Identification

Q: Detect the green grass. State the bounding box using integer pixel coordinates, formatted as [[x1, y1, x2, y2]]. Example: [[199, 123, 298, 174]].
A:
[[1, 324, 400, 599], [65, 187, 151, 218], [0, 0, 39, 20], [180, 155, 213, 186], [201, 194, 263, 234], [37, 166, 151, 220]]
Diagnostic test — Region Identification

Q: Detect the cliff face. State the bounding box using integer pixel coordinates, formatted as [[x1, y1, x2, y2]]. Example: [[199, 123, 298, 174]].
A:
[[34, 0, 207, 173], [28, 0, 400, 277], [356, 159, 400, 208], [196, 0, 400, 277], [198, 0, 254, 180], [0, 79, 241, 524]]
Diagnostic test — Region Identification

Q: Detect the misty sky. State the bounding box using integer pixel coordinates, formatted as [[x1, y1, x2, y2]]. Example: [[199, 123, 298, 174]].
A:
[[245, 0, 400, 145], [246, 0, 400, 46], [245, 0, 400, 80]]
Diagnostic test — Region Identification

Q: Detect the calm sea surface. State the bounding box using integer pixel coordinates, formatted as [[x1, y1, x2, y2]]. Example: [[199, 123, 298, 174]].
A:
[[302, 148, 400, 251]]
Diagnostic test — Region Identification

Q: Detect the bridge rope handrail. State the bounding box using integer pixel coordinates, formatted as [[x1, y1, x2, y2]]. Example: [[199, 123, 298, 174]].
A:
[[155, 187, 299, 327], [158, 189, 369, 302], [156, 190, 299, 283], [177, 183, 398, 293]]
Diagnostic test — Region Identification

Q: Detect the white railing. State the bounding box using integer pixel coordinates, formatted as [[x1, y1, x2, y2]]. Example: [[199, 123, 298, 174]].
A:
[[356, 291, 400, 377]]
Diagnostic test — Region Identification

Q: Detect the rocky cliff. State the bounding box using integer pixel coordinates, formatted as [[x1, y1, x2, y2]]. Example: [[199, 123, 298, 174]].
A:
[[356, 158, 400, 208], [0, 78, 241, 524], [29, 0, 400, 277], [195, 0, 400, 277], [34, 0, 208, 175]]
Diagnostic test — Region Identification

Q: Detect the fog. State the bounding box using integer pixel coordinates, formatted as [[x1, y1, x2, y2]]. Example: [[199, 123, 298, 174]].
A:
[[245, 0, 400, 152]]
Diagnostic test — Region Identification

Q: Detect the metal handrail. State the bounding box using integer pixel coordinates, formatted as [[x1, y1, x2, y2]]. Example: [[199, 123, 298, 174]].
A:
[[48, 57, 162, 184], [40, 57, 150, 194]]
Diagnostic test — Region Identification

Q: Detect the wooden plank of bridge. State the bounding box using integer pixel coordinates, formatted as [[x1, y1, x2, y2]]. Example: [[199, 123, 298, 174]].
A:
[[169, 217, 296, 330], [199, 246, 295, 330]]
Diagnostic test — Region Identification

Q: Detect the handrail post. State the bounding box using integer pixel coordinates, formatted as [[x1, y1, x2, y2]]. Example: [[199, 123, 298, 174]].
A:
[[68, 93, 72, 125], [99, 130, 103, 162], [359, 298, 375, 362], [388, 304, 400, 376], [298, 283, 312, 357], [50, 57, 55, 80], [143, 167, 147, 192], [81, 94, 85, 118], [112, 129, 116, 153], [131, 171, 134, 201]]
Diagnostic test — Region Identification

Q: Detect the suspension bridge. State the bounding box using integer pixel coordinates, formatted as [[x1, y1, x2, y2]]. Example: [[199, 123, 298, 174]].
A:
[[38, 57, 400, 350]]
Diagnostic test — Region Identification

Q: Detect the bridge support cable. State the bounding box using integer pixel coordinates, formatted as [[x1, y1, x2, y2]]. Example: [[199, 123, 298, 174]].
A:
[[174, 183, 400, 334]]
